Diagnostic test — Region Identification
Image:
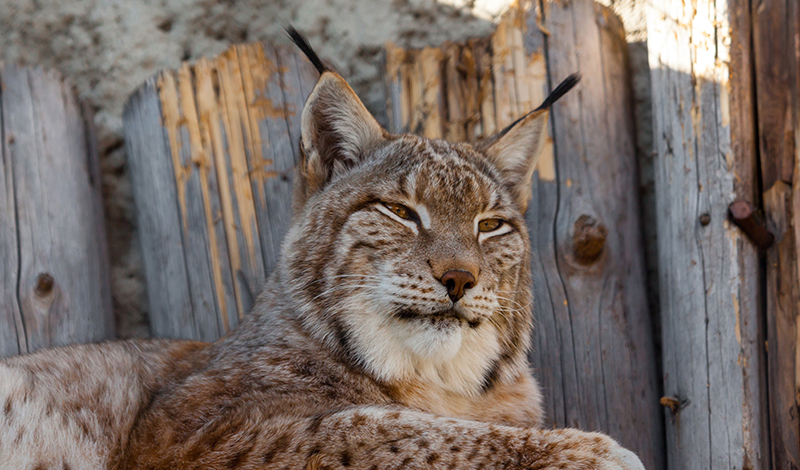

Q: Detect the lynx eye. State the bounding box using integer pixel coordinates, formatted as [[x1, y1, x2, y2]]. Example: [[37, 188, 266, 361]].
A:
[[383, 202, 412, 219], [478, 218, 504, 232]]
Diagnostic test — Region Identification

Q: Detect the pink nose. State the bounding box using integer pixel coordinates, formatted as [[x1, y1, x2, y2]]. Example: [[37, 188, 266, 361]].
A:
[[440, 270, 476, 302]]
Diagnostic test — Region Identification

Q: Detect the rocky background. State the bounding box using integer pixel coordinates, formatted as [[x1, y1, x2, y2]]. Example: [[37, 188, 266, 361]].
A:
[[0, 0, 651, 339]]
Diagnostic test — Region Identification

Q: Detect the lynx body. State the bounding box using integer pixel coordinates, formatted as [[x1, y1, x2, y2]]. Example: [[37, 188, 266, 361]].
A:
[[0, 32, 644, 470]]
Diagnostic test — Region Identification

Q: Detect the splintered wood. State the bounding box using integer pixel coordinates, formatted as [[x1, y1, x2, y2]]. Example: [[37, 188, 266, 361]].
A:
[[386, 1, 663, 468], [124, 43, 317, 341]]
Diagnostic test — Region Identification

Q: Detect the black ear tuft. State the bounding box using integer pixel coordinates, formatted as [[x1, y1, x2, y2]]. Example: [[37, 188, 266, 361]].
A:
[[286, 26, 328, 74], [537, 73, 580, 110], [491, 73, 580, 140]]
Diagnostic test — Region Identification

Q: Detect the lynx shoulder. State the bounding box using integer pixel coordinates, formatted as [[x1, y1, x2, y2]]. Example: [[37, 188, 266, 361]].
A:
[[0, 30, 643, 470]]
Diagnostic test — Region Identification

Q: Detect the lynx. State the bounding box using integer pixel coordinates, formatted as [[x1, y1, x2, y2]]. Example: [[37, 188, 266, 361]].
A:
[[0, 30, 645, 470]]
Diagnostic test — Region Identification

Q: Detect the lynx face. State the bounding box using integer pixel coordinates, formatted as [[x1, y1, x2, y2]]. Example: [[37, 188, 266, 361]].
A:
[[281, 70, 551, 397]]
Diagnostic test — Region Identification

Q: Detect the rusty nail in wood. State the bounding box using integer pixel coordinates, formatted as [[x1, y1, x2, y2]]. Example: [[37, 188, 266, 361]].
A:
[[698, 213, 710, 226], [729, 200, 774, 250], [573, 215, 607, 265], [34, 273, 54, 296]]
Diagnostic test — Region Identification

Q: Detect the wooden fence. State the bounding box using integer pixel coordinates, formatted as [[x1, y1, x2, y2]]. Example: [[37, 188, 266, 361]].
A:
[[1, 0, 799, 468]]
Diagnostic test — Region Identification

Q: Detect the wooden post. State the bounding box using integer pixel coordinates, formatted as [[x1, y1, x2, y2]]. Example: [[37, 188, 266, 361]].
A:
[[647, 0, 768, 467], [123, 42, 317, 341], [754, 0, 800, 467], [385, 1, 663, 468], [0, 65, 113, 357]]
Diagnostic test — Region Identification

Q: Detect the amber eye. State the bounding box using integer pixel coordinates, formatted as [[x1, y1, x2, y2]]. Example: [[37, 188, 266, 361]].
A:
[[383, 202, 412, 219], [478, 218, 503, 232]]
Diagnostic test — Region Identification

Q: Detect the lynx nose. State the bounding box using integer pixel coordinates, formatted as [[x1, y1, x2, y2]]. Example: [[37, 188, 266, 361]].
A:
[[440, 270, 476, 302]]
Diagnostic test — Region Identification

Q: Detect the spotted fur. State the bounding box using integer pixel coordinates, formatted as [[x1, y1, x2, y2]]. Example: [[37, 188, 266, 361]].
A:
[[0, 35, 644, 470]]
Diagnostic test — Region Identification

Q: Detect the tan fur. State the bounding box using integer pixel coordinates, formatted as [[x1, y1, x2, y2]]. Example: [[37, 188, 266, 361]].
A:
[[0, 67, 644, 469]]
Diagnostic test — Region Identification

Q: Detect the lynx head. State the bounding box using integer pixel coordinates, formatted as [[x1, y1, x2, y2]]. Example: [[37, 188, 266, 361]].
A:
[[281, 29, 577, 397]]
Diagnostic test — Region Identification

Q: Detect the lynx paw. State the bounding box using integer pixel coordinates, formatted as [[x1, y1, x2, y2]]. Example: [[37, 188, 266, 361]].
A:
[[528, 429, 645, 470], [605, 444, 645, 470]]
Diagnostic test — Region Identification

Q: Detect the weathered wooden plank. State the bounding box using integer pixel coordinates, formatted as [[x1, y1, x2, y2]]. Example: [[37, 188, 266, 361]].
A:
[[214, 47, 268, 318], [124, 77, 195, 340], [0, 65, 113, 356], [124, 42, 317, 340], [176, 63, 239, 335], [383, 1, 662, 467], [194, 57, 254, 325], [158, 71, 229, 341], [384, 43, 406, 135], [0, 71, 23, 357], [444, 43, 466, 142], [472, 38, 496, 139], [764, 182, 800, 469], [257, 44, 311, 272], [539, 2, 663, 468], [646, 0, 767, 467], [756, 0, 800, 466], [753, 0, 794, 189]]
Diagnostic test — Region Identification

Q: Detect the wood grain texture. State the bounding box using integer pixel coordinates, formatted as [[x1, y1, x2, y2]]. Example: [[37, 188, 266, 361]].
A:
[[753, 0, 794, 189], [0, 65, 113, 357], [757, 0, 800, 467], [123, 42, 317, 341], [647, 0, 767, 467], [384, 1, 662, 467], [764, 182, 800, 469], [537, 2, 662, 468]]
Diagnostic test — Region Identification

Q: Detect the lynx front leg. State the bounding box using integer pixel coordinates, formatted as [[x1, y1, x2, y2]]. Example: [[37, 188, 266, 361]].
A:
[[270, 407, 643, 470]]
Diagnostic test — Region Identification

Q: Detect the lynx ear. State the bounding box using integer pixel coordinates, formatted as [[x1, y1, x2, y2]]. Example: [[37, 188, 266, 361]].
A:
[[480, 74, 580, 212], [295, 72, 384, 205], [287, 27, 385, 210], [481, 109, 550, 212]]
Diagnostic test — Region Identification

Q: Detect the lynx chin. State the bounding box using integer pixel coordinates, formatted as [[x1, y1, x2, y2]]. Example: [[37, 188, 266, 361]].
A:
[[0, 28, 645, 470]]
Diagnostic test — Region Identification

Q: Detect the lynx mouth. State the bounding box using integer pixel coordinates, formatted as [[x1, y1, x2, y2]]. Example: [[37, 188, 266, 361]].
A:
[[394, 308, 482, 329]]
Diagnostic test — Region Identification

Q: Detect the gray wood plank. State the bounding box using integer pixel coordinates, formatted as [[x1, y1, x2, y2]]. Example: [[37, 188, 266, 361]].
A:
[[244, 44, 301, 277], [646, 0, 767, 467], [539, 2, 663, 468], [0, 65, 113, 356], [0, 68, 26, 358], [123, 76, 195, 340]]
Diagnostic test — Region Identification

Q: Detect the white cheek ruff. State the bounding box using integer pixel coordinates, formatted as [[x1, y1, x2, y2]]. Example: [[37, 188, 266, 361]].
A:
[[376, 203, 419, 234]]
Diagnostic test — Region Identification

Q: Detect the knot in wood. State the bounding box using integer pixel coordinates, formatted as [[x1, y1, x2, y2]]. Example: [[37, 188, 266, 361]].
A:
[[572, 215, 608, 265], [35, 273, 54, 297]]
